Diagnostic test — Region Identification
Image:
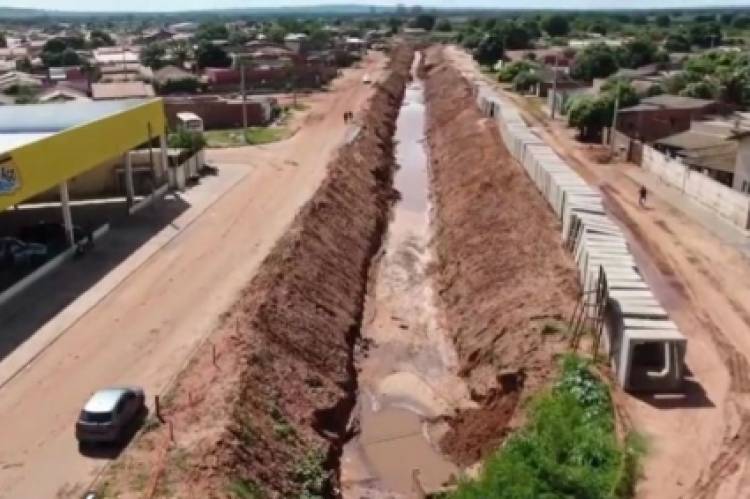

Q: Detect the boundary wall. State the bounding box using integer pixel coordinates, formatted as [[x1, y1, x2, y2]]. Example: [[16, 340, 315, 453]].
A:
[[475, 81, 687, 392]]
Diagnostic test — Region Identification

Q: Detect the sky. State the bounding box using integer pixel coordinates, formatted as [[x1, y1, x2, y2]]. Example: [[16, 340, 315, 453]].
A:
[[1, 0, 749, 12]]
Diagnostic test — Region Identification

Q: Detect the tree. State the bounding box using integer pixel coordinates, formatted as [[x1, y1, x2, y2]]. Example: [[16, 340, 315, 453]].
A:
[[570, 43, 619, 81], [522, 19, 541, 39], [435, 19, 452, 32], [589, 22, 608, 36], [646, 83, 665, 96], [473, 34, 503, 67], [499, 23, 532, 50], [688, 23, 722, 48], [160, 78, 201, 94], [542, 15, 570, 37], [512, 70, 541, 93], [171, 42, 191, 68], [732, 16, 750, 29], [387, 17, 403, 35], [60, 48, 80, 66], [410, 14, 436, 31], [459, 29, 483, 50], [195, 22, 229, 42], [680, 80, 719, 100], [89, 29, 114, 48], [621, 37, 657, 68], [497, 60, 536, 82], [664, 33, 692, 52], [0, 33, 6, 49], [266, 25, 287, 44], [567, 82, 638, 141], [655, 14, 671, 28], [140, 43, 166, 69], [43, 38, 67, 53], [196, 42, 231, 68]]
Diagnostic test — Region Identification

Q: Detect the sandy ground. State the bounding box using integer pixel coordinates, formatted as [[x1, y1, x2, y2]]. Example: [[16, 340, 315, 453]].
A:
[[446, 45, 750, 499], [0, 51, 386, 499]]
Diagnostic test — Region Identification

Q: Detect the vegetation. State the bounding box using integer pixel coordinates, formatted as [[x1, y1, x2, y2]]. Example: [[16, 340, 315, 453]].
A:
[[446, 355, 644, 499], [196, 41, 232, 68], [203, 126, 290, 148], [140, 42, 166, 69], [567, 80, 639, 141]]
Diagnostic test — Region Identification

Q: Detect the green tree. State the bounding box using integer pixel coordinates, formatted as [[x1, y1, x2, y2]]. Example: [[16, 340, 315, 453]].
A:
[[497, 60, 536, 82], [171, 42, 191, 68], [621, 37, 657, 68], [387, 17, 403, 35], [512, 70, 541, 93], [60, 48, 80, 66], [473, 34, 503, 67], [196, 42, 231, 68], [140, 43, 166, 69], [89, 29, 114, 48], [435, 19, 452, 32], [43, 38, 67, 53], [570, 43, 619, 81], [542, 14, 570, 37], [522, 19, 541, 39], [0, 33, 6, 49], [664, 33, 692, 52], [410, 14, 436, 31], [195, 22, 229, 42], [266, 25, 287, 44], [498, 23, 531, 50], [680, 80, 719, 99], [688, 22, 722, 48], [732, 16, 750, 29], [655, 14, 671, 28]]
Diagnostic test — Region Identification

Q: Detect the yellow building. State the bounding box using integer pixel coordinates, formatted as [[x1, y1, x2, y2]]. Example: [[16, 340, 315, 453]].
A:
[[0, 98, 167, 244]]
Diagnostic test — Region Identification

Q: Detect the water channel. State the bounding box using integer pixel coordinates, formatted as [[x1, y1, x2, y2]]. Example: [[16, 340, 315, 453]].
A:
[[340, 53, 474, 498]]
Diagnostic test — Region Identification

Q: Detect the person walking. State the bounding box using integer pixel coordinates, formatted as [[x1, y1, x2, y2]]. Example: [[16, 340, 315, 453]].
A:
[[638, 185, 648, 208]]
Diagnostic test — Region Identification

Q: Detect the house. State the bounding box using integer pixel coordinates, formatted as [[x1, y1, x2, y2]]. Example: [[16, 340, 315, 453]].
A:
[[93, 47, 140, 66], [154, 65, 197, 86], [37, 85, 91, 103], [505, 47, 574, 67], [532, 66, 585, 98], [140, 29, 175, 44], [163, 94, 277, 129], [91, 81, 155, 100], [616, 94, 727, 143], [169, 22, 199, 33], [0, 71, 43, 92], [653, 119, 745, 187], [284, 33, 309, 54]]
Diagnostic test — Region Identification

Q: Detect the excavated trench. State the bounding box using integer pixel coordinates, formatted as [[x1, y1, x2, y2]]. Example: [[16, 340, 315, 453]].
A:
[[340, 52, 474, 498]]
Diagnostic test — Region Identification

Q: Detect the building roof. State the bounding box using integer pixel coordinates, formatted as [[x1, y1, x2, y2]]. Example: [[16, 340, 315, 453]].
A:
[[91, 81, 155, 100], [37, 86, 91, 103], [654, 123, 741, 174], [621, 94, 715, 113], [93, 48, 139, 65], [0, 71, 42, 92], [153, 65, 196, 84], [613, 63, 661, 79], [655, 130, 728, 151]]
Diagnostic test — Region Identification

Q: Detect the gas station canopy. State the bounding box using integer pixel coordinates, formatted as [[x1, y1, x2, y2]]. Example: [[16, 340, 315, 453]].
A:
[[0, 98, 166, 212]]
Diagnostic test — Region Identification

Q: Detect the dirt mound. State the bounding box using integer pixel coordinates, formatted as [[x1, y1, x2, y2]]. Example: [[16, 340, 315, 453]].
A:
[[422, 47, 580, 465], [99, 45, 413, 499]]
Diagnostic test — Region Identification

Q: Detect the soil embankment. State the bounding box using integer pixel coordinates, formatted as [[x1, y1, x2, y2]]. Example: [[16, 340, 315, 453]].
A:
[[99, 45, 413, 498], [422, 46, 580, 466]]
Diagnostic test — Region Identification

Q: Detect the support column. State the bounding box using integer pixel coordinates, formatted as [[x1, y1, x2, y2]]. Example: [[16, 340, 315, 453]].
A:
[[158, 134, 168, 183], [124, 152, 135, 207], [59, 181, 74, 247]]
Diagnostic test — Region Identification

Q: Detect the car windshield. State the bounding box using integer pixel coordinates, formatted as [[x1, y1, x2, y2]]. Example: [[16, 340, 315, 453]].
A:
[[81, 410, 112, 423]]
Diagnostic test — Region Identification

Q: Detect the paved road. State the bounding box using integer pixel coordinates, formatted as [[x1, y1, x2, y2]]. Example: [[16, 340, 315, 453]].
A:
[[0, 52, 386, 498]]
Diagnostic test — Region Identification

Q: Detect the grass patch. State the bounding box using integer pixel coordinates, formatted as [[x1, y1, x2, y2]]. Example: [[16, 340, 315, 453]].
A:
[[228, 478, 266, 499], [293, 449, 328, 499], [447, 355, 643, 499], [204, 127, 290, 148]]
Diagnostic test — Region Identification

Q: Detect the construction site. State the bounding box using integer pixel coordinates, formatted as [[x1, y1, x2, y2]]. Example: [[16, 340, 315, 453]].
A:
[[2, 38, 750, 499]]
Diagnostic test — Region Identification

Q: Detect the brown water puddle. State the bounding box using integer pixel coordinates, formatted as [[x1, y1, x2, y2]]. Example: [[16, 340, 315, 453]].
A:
[[340, 53, 473, 499]]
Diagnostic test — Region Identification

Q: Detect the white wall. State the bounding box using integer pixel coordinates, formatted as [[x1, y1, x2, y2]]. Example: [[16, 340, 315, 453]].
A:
[[643, 145, 750, 230], [734, 137, 750, 194]]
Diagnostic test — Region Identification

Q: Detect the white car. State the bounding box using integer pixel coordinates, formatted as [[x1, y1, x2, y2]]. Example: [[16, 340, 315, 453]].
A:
[[362, 74, 372, 84]]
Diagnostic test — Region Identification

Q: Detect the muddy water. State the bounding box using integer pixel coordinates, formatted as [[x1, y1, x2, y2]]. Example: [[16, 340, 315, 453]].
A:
[[340, 54, 474, 498]]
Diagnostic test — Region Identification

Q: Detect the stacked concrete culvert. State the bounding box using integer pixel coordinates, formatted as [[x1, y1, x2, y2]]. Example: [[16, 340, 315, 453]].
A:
[[473, 79, 687, 393]]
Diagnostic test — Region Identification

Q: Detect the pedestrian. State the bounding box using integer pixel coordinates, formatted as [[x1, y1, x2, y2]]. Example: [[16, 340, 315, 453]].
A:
[[638, 185, 648, 208], [343, 112, 348, 123]]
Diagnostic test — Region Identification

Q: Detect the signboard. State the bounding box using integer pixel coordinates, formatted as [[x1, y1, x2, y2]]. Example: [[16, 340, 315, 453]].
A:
[[0, 155, 20, 195]]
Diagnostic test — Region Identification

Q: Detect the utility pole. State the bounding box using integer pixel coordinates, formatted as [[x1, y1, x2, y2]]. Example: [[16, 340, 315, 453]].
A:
[[610, 88, 620, 154], [240, 59, 248, 143], [550, 53, 559, 120]]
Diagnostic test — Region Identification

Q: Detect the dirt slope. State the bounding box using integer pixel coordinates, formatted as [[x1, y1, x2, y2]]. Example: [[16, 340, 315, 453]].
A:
[[98, 46, 413, 498], [422, 47, 580, 466]]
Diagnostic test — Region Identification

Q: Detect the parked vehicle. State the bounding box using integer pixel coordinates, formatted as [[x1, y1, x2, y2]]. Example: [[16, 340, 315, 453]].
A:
[[0, 237, 48, 268], [75, 387, 145, 445], [18, 222, 85, 252]]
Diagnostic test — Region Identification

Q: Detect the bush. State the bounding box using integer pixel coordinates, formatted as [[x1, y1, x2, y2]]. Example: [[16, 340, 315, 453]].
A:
[[497, 60, 537, 82], [448, 356, 642, 499], [512, 70, 541, 93]]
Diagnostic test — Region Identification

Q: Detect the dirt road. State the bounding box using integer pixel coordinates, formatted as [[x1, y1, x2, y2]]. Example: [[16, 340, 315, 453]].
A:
[[446, 45, 750, 499], [0, 52, 386, 499]]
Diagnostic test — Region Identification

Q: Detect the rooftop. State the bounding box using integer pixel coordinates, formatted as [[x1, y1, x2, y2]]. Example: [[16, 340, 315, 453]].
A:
[[620, 94, 716, 113], [91, 81, 155, 100], [0, 99, 155, 154]]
